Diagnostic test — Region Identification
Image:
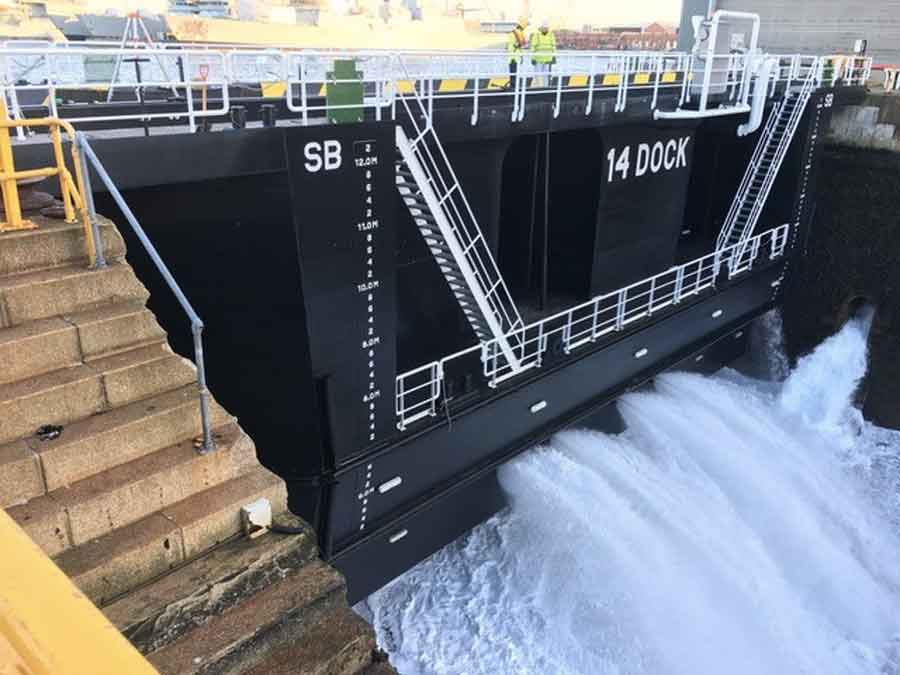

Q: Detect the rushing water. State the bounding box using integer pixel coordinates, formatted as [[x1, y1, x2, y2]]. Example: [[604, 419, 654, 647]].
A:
[[361, 312, 900, 675]]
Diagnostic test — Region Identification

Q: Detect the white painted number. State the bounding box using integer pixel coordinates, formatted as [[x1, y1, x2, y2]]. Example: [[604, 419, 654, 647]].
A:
[[304, 140, 343, 173], [607, 146, 631, 182]]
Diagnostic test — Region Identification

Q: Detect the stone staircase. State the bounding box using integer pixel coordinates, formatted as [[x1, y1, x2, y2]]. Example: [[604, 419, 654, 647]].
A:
[[0, 214, 391, 674]]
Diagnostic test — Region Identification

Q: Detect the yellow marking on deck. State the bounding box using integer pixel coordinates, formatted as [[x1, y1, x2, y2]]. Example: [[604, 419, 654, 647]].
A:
[[569, 75, 589, 87], [634, 73, 651, 85], [261, 81, 287, 98], [318, 83, 327, 97], [662, 71, 677, 83], [439, 79, 468, 92], [602, 74, 621, 86], [489, 77, 510, 89], [396, 80, 416, 94]]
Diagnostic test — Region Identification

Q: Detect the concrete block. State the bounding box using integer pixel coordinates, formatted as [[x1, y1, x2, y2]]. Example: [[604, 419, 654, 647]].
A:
[[0, 365, 105, 446], [56, 513, 185, 606], [0, 317, 81, 386], [162, 466, 288, 560], [242, 605, 379, 675], [36, 385, 231, 491], [8, 494, 71, 556], [0, 216, 125, 277], [104, 515, 318, 654], [0, 262, 148, 328], [0, 440, 44, 508], [854, 106, 879, 126], [56, 424, 257, 545], [873, 123, 896, 141], [65, 301, 166, 360], [146, 559, 345, 675], [89, 344, 198, 408]]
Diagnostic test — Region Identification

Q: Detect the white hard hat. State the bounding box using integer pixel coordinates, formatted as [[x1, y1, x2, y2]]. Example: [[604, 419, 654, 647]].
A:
[[540, 19, 550, 29]]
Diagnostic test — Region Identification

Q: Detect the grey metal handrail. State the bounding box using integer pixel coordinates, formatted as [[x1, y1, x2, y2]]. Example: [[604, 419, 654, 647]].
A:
[[76, 131, 215, 453]]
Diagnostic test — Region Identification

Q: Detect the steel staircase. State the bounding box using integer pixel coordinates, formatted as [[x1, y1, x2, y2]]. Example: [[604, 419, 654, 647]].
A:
[[716, 65, 819, 258], [395, 126, 525, 372]]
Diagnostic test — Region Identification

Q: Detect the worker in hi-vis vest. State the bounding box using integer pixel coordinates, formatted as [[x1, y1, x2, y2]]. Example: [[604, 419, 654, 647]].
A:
[[507, 17, 529, 90], [531, 19, 557, 88]]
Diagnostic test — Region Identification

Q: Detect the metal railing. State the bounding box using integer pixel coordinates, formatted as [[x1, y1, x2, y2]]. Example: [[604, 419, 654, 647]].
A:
[[76, 133, 215, 453], [0, 101, 100, 268], [394, 60, 526, 373], [717, 60, 819, 259], [396, 223, 791, 430], [0, 43, 873, 133]]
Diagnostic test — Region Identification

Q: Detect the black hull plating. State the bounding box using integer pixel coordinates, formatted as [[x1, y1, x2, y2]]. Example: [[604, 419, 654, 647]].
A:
[[23, 83, 837, 600], [328, 263, 782, 602]]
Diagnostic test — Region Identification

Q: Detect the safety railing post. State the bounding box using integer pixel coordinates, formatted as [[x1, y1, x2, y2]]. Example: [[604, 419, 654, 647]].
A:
[[192, 322, 215, 453], [674, 266, 685, 304], [0, 96, 26, 232], [586, 55, 596, 116], [49, 125, 75, 224], [471, 69, 480, 126], [615, 290, 626, 331], [432, 362, 443, 416], [75, 133, 107, 269]]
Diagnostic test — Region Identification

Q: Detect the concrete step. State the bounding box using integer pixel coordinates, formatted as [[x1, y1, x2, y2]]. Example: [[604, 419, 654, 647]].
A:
[[145, 558, 347, 675], [0, 361, 105, 447], [34, 384, 231, 493], [0, 261, 148, 329], [360, 662, 398, 675], [0, 301, 166, 388], [243, 605, 380, 675], [0, 215, 125, 277], [0, 317, 81, 386], [5, 484, 71, 555], [54, 465, 288, 605], [88, 342, 197, 408], [0, 343, 197, 447], [53, 422, 257, 547], [0, 439, 44, 509], [65, 300, 167, 361], [103, 514, 319, 655]]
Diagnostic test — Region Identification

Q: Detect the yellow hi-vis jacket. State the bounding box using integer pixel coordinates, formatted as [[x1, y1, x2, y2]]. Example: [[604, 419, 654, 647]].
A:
[[507, 26, 528, 63], [531, 30, 557, 64]]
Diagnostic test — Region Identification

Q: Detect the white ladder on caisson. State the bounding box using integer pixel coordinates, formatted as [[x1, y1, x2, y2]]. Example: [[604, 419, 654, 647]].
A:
[[716, 65, 819, 259], [395, 126, 525, 372]]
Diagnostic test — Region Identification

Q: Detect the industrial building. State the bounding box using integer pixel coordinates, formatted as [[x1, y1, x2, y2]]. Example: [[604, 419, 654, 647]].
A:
[[680, 0, 900, 64]]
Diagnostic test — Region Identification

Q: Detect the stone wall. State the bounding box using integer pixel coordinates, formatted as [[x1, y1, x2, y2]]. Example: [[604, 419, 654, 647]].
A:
[[781, 93, 900, 429], [828, 93, 900, 151], [681, 0, 900, 65]]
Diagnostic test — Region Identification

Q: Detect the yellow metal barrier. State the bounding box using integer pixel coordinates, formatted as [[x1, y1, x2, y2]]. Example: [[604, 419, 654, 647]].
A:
[[0, 509, 158, 674], [0, 99, 98, 267]]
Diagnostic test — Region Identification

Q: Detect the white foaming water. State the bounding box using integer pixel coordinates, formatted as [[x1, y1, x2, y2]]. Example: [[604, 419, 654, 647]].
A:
[[362, 314, 900, 675]]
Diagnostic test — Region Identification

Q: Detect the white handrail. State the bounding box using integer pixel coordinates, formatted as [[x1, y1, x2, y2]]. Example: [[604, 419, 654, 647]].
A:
[[396, 223, 792, 429], [0, 44, 871, 132]]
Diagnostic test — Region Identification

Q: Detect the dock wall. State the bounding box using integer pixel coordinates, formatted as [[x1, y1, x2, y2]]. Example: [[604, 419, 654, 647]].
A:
[[782, 92, 900, 428]]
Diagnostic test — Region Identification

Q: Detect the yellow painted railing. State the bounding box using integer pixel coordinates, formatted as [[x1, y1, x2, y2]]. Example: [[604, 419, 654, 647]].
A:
[[0, 99, 98, 267], [0, 509, 158, 674]]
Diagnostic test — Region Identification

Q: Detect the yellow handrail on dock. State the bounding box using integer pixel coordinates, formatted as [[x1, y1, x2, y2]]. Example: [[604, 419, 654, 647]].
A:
[[0, 508, 158, 674], [0, 98, 98, 267]]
